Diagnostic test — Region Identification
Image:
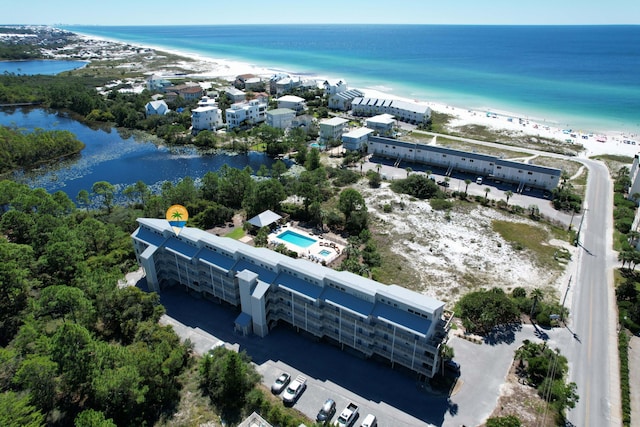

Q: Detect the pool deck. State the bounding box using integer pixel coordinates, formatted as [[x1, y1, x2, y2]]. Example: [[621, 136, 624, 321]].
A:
[[268, 223, 345, 265]]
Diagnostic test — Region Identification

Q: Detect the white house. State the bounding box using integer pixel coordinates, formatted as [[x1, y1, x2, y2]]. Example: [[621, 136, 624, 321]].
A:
[[145, 100, 169, 116], [146, 74, 171, 92], [266, 108, 297, 130], [323, 79, 348, 96], [342, 127, 374, 152], [629, 154, 640, 200], [244, 77, 264, 91], [328, 89, 364, 111], [225, 99, 268, 130], [224, 87, 246, 103], [352, 97, 431, 125], [365, 114, 396, 137], [191, 106, 224, 134], [319, 117, 349, 143], [276, 95, 306, 113]]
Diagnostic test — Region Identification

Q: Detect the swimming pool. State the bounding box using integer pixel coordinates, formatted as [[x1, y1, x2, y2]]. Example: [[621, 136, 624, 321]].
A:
[[277, 230, 317, 248], [318, 249, 332, 256]]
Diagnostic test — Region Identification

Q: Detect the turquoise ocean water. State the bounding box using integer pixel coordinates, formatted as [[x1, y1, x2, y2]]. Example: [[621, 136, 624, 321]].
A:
[[64, 25, 640, 134]]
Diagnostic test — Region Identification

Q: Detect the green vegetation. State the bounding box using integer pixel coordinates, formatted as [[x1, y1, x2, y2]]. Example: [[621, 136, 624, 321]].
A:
[[0, 180, 191, 426], [486, 415, 522, 427], [619, 330, 631, 427], [456, 288, 520, 334], [492, 220, 568, 271], [0, 126, 85, 174], [514, 341, 578, 425]]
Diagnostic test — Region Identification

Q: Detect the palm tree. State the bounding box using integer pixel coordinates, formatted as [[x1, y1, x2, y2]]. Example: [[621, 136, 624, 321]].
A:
[[530, 288, 544, 321], [405, 167, 413, 177], [505, 190, 514, 205], [464, 179, 471, 197], [484, 187, 491, 202]]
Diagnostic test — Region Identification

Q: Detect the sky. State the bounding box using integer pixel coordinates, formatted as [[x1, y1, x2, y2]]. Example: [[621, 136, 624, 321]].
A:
[[3, 0, 640, 26]]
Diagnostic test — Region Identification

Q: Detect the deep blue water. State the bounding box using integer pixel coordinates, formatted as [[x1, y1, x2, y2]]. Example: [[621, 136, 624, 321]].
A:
[[0, 59, 87, 75], [0, 108, 277, 200], [64, 25, 640, 134]]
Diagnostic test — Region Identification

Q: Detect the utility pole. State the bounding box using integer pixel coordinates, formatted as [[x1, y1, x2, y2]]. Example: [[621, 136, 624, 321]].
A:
[[574, 208, 588, 246], [560, 275, 572, 322]]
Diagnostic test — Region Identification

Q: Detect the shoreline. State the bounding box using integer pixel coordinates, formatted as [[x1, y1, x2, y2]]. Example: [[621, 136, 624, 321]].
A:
[[66, 29, 639, 159]]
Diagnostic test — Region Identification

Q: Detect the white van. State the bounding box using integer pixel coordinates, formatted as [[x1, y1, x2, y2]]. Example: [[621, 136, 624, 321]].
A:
[[360, 414, 377, 427], [476, 177, 483, 185]]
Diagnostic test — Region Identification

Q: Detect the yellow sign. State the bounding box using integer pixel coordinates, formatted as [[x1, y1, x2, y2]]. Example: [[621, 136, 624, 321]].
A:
[[166, 204, 189, 235]]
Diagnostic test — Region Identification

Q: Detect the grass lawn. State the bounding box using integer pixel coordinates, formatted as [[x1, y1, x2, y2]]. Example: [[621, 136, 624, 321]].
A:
[[225, 227, 245, 239], [492, 220, 566, 271]]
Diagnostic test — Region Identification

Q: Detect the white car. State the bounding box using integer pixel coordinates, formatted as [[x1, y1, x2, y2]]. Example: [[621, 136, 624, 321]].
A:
[[282, 375, 306, 405], [270, 372, 291, 394]]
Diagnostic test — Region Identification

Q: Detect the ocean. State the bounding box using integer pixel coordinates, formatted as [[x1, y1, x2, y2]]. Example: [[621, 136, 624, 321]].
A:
[[64, 25, 640, 135]]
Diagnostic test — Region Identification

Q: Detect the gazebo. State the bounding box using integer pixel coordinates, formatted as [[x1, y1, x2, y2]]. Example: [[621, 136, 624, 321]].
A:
[[247, 210, 282, 229]]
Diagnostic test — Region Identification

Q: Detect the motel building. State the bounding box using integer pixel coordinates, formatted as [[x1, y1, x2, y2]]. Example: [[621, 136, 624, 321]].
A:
[[132, 218, 451, 379], [367, 136, 562, 191]]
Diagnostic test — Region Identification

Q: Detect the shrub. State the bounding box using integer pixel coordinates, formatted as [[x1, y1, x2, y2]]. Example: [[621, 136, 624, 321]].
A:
[[430, 198, 453, 211]]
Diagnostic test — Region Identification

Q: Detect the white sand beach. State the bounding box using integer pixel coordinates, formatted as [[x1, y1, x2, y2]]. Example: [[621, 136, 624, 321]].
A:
[[66, 30, 638, 159]]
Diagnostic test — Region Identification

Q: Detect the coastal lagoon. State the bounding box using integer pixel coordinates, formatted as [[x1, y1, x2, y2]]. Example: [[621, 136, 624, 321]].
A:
[[1, 108, 279, 201], [0, 59, 87, 75], [65, 25, 640, 134]]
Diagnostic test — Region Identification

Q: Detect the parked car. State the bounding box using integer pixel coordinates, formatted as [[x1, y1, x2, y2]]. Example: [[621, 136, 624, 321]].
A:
[[270, 372, 291, 394], [360, 414, 377, 427], [282, 375, 306, 405], [437, 180, 450, 187], [476, 177, 483, 185], [444, 359, 460, 373], [316, 398, 337, 423]]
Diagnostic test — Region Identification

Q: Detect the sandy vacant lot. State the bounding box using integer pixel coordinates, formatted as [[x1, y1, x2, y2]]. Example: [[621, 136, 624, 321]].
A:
[[360, 181, 573, 306]]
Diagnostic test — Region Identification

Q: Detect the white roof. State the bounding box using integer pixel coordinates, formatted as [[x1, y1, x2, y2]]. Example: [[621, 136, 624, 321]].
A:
[[366, 114, 396, 125], [278, 95, 305, 103], [320, 117, 349, 126], [343, 127, 374, 138]]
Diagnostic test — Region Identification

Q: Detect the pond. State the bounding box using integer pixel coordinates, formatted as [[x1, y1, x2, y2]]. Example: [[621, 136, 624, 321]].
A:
[[1, 108, 280, 201], [0, 59, 88, 75]]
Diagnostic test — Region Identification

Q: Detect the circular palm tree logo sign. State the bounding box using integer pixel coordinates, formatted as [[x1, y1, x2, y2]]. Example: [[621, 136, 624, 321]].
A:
[[166, 204, 189, 236]]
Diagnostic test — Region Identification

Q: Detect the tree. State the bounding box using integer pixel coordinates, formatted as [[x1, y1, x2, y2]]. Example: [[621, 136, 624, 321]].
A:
[[305, 147, 321, 171], [13, 355, 59, 413], [464, 179, 471, 196], [199, 349, 260, 420], [484, 186, 491, 202], [486, 415, 521, 427], [505, 190, 514, 205], [458, 288, 520, 334], [530, 288, 544, 321], [405, 167, 412, 177], [0, 391, 45, 427], [91, 181, 115, 213], [338, 188, 366, 223], [76, 189, 90, 208], [74, 409, 117, 427]]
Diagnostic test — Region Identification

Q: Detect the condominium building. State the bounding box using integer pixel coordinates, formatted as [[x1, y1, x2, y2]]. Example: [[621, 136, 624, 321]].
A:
[[225, 99, 268, 130], [367, 136, 562, 191], [132, 218, 450, 378], [351, 97, 431, 125]]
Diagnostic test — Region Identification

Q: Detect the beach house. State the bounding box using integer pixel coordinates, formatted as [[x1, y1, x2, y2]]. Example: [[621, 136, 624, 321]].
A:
[[365, 114, 396, 138], [319, 117, 349, 143], [266, 108, 297, 130], [342, 127, 374, 152], [225, 99, 268, 130], [276, 95, 307, 113], [352, 97, 431, 125], [323, 79, 348, 95], [224, 87, 247, 103], [131, 218, 450, 379], [145, 100, 169, 117]]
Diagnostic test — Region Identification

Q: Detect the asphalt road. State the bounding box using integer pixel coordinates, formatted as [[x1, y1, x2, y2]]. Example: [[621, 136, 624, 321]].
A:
[[564, 159, 620, 427]]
